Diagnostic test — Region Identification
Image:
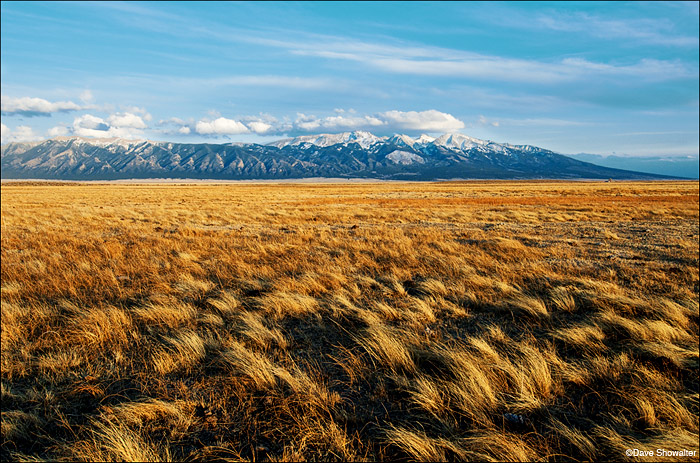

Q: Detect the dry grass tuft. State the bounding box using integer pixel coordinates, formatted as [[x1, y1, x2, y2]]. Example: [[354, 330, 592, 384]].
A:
[[133, 300, 198, 329], [152, 330, 207, 375], [258, 291, 320, 319], [384, 425, 455, 461], [237, 311, 288, 350], [75, 417, 172, 462], [219, 341, 279, 389], [498, 293, 549, 318], [354, 324, 417, 374]]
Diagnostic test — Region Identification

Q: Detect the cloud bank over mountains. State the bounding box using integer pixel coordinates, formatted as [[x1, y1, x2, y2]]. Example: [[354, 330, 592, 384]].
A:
[[0, 94, 466, 143], [173, 109, 465, 137]]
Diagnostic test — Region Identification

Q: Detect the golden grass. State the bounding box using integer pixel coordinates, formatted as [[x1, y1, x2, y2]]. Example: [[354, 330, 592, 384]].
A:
[[1, 180, 698, 461]]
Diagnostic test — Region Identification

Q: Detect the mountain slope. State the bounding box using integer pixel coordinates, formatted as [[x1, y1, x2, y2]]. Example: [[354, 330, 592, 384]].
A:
[[0, 132, 674, 180], [567, 153, 699, 179]]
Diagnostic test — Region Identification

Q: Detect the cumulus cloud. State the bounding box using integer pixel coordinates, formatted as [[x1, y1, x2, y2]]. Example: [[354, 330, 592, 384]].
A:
[[156, 117, 196, 136], [240, 113, 281, 134], [1, 124, 37, 143], [247, 121, 273, 134], [72, 113, 145, 139], [294, 113, 365, 132], [12, 126, 36, 142], [74, 114, 109, 131], [293, 113, 321, 131], [285, 110, 463, 134], [1, 95, 86, 117], [379, 110, 464, 132], [48, 126, 70, 137], [121, 106, 152, 121], [298, 114, 385, 131], [164, 114, 283, 136], [195, 117, 249, 135], [108, 112, 148, 129], [1, 123, 10, 143], [157, 109, 466, 139]]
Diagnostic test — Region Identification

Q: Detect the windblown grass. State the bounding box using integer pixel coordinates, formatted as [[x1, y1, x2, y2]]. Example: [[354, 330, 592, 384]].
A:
[[1, 180, 698, 461]]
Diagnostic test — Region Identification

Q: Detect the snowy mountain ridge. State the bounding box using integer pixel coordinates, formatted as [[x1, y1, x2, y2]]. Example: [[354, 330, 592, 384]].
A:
[[1, 131, 673, 180], [269, 131, 517, 151]]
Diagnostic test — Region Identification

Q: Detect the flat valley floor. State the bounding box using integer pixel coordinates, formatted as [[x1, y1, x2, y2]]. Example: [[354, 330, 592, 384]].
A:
[[1, 181, 698, 461]]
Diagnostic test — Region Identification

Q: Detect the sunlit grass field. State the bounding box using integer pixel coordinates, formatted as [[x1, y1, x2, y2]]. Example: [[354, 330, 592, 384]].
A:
[[1, 180, 698, 461]]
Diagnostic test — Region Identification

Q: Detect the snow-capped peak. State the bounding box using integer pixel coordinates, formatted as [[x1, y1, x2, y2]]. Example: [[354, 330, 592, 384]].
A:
[[52, 136, 150, 149], [269, 132, 451, 150], [387, 134, 416, 148], [269, 131, 384, 149], [414, 134, 436, 145], [433, 133, 490, 151]]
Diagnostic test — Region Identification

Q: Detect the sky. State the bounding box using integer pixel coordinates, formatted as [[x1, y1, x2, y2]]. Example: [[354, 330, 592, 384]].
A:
[[1, 1, 698, 159]]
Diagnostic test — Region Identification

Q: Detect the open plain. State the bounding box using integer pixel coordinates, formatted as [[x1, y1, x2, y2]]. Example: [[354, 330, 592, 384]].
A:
[[1, 180, 698, 462]]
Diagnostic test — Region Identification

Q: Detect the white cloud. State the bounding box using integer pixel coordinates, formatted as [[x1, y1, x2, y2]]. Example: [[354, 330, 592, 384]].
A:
[[293, 113, 321, 131], [13, 126, 36, 142], [275, 109, 465, 134], [121, 106, 152, 121], [1, 124, 37, 143], [246, 121, 273, 134], [271, 33, 694, 83], [537, 12, 699, 47], [292, 113, 386, 132], [240, 113, 281, 134], [154, 109, 466, 139], [48, 126, 69, 137], [108, 112, 148, 129], [367, 55, 692, 83], [328, 115, 384, 128], [379, 110, 465, 132], [74, 114, 109, 131], [1, 95, 85, 116], [372, 56, 561, 82], [195, 117, 249, 135], [72, 113, 144, 139], [1, 123, 10, 143], [156, 116, 194, 136]]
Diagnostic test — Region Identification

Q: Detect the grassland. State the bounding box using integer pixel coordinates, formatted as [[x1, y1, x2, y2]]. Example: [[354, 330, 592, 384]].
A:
[[1, 180, 698, 462]]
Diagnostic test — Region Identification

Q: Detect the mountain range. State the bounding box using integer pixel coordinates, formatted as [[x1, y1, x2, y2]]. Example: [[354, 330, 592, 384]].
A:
[[0, 131, 678, 180]]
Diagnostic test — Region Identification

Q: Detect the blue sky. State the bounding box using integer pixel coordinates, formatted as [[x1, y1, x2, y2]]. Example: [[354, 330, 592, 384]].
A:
[[1, 1, 698, 158]]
